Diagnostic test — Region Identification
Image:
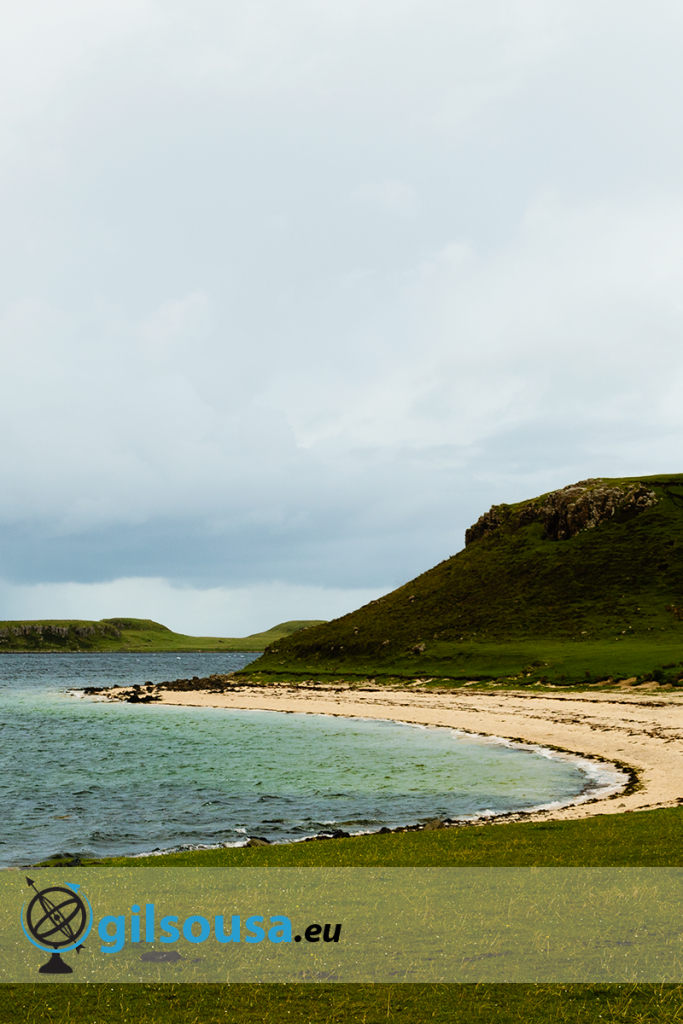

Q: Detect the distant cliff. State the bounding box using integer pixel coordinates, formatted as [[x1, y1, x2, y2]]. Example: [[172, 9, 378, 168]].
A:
[[0, 617, 326, 652]]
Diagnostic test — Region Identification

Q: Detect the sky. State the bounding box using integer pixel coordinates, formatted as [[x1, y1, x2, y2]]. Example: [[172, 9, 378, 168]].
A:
[[2, 0, 683, 636]]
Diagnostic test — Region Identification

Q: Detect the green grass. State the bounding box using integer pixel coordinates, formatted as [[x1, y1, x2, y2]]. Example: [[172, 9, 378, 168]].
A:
[[5, 980, 683, 1023], [3, 981, 683, 1023], [243, 474, 683, 684], [0, 617, 326, 653], [237, 636, 683, 691]]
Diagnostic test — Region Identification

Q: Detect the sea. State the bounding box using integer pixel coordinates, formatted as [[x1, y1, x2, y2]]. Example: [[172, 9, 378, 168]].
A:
[[0, 652, 625, 868]]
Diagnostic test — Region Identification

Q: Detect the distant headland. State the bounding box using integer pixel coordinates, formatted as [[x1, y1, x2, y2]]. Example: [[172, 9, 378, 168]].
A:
[[0, 618, 327, 653]]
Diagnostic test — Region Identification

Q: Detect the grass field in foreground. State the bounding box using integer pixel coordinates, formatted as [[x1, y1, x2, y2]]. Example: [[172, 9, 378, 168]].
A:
[[3, 980, 683, 1023], [10, 809, 683, 1023]]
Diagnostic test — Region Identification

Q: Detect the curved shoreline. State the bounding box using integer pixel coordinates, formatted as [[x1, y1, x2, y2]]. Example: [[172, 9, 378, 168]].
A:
[[112, 680, 683, 822]]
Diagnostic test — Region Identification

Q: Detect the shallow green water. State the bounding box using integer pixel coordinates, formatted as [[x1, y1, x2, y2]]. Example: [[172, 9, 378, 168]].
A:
[[0, 653, 622, 867]]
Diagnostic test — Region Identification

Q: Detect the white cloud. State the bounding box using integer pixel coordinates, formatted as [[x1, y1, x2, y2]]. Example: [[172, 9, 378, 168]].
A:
[[272, 194, 683, 452], [2, 194, 683, 531], [351, 180, 416, 215], [136, 291, 212, 357], [0, 0, 163, 138]]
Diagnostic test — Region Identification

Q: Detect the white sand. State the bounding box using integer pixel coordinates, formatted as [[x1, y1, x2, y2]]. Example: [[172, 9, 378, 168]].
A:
[[143, 683, 683, 821]]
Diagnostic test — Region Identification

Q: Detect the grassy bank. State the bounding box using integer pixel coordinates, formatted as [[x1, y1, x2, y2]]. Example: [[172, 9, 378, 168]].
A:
[[238, 637, 683, 688], [0, 617, 325, 653], [68, 805, 683, 869]]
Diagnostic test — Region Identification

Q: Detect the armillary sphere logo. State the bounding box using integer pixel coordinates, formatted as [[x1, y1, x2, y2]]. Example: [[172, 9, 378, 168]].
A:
[[20, 876, 93, 974]]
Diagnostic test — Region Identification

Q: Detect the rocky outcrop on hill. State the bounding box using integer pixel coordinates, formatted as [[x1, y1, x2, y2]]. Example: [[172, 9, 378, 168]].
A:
[[538, 482, 658, 540], [465, 480, 658, 546], [7, 623, 72, 638], [464, 505, 504, 545], [0, 622, 122, 642]]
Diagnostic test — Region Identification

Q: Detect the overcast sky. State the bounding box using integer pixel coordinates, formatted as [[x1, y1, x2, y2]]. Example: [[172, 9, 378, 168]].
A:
[[1, 0, 683, 635]]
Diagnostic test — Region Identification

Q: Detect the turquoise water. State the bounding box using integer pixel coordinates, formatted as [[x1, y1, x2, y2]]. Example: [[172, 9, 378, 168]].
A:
[[0, 653, 618, 867]]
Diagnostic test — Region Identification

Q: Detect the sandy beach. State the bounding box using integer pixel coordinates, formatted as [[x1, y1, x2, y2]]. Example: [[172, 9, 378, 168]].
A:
[[143, 683, 683, 822]]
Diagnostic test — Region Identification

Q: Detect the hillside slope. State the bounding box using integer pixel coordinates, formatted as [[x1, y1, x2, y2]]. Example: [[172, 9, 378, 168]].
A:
[[0, 617, 326, 652], [244, 475, 683, 685]]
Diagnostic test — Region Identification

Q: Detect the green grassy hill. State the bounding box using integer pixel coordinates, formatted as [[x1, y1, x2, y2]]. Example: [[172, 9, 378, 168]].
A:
[[243, 474, 683, 686], [0, 617, 326, 653]]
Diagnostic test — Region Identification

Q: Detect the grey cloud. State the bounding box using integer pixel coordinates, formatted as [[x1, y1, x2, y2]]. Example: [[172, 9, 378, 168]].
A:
[[1, 1, 683, 611]]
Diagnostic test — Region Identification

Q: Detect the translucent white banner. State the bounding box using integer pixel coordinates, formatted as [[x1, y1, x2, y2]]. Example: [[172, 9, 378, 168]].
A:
[[2, 868, 683, 983]]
